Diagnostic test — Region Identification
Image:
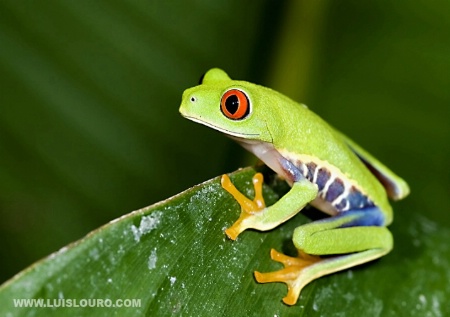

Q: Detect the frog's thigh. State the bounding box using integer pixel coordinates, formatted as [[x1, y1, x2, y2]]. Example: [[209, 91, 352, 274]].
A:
[[293, 209, 393, 255], [255, 208, 392, 305]]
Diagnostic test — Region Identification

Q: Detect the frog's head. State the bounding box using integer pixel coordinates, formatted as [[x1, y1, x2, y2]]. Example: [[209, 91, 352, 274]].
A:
[[179, 68, 275, 143]]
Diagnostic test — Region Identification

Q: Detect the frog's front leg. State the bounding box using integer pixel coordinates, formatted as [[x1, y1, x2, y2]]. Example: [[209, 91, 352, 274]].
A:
[[255, 210, 393, 305], [221, 173, 318, 240]]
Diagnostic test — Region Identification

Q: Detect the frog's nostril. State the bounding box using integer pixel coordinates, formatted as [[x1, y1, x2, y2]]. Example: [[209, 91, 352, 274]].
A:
[[190, 96, 197, 102]]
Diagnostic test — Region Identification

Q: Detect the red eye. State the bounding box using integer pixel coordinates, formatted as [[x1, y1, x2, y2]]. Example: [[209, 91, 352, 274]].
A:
[[220, 89, 250, 120]]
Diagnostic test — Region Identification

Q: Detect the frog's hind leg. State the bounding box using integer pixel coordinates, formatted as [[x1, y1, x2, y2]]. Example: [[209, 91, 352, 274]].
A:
[[255, 209, 393, 305]]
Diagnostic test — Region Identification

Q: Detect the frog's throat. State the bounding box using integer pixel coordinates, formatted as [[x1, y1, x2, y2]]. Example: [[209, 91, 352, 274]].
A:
[[231, 138, 293, 182]]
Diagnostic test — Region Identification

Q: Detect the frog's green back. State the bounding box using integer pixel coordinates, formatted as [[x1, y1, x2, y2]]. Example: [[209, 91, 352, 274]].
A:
[[260, 94, 393, 213], [337, 131, 410, 200]]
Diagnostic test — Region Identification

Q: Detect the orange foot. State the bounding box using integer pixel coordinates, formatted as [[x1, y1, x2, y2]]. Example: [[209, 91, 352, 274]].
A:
[[221, 173, 265, 240], [255, 249, 322, 305]]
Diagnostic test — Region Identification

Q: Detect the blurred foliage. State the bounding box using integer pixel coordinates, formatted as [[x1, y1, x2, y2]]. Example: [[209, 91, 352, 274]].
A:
[[0, 0, 284, 281], [0, 0, 449, 315]]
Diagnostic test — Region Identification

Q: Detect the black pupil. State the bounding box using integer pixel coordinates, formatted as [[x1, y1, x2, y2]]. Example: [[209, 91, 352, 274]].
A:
[[225, 95, 239, 114]]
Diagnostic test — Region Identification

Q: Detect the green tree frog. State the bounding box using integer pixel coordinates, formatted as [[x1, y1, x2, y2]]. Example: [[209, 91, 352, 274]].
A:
[[179, 68, 409, 305]]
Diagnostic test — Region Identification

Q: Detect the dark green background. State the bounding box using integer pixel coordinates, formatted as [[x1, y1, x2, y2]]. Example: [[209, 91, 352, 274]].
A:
[[1, 0, 448, 291]]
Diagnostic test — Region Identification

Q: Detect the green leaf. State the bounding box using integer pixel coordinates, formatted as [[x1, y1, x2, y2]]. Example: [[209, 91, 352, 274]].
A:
[[0, 168, 283, 316], [1, 167, 449, 316]]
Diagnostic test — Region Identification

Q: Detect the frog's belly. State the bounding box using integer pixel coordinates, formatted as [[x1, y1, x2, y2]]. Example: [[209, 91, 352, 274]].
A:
[[290, 157, 376, 214], [310, 197, 338, 216], [271, 149, 376, 214], [235, 139, 375, 214]]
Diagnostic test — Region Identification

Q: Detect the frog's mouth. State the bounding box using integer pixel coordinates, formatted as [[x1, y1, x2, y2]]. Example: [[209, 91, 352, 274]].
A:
[[182, 115, 261, 139]]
